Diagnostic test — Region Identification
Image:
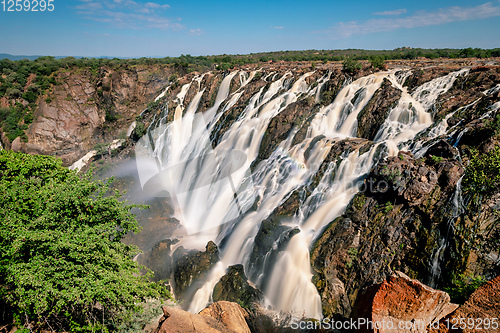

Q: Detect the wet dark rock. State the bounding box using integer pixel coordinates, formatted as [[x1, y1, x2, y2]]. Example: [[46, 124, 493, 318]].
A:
[[425, 139, 457, 159], [357, 78, 402, 140], [311, 151, 469, 319], [212, 265, 264, 309], [255, 96, 318, 167], [368, 151, 464, 207], [247, 216, 300, 286], [173, 241, 220, 306], [459, 118, 497, 147], [436, 68, 500, 123], [403, 68, 454, 91], [138, 238, 178, 282]]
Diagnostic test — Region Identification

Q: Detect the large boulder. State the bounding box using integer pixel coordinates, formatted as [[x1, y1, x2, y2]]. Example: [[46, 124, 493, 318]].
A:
[[138, 238, 177, 282], [350, 271, 458, 333], [154, 301, 250, 333], [212, 265, 264, 309], [173, 241, 220, 305], [199, 301, 251, 333]]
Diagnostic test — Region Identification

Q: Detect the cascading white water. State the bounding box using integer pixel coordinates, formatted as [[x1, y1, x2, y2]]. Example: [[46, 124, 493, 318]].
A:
[[137, 67, 470, 319], [374, 68, 469, 152]]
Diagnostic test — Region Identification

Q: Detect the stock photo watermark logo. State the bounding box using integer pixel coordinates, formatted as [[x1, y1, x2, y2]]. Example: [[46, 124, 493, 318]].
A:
[[291, 317, 427, 331], [134, 113, 254, 235]]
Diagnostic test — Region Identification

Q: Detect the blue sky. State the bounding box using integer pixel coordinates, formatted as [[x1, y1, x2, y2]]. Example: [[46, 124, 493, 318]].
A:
[[1, 0, 500, 57]]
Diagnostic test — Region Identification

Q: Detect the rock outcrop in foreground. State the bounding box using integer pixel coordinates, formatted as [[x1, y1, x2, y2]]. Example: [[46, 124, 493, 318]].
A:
[[154, 301, 250, 333], [351, 271, 458, 333]]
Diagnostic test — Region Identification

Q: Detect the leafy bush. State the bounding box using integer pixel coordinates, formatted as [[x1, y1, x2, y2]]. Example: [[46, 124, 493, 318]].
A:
[[0, 151, 170, 331], [370, 56, 385, 70], [430, 155, 444, 164], [342, 57, 362, 74], [168, 74, 178, 82], [485, 114, 500, 135], [444, 274, 487, 304], [22, 91, 37, 103], [383, 201, 394, 213], [463, 146, 500, 196], [133, 122, 147, 141], [105, 109, 118, 122]]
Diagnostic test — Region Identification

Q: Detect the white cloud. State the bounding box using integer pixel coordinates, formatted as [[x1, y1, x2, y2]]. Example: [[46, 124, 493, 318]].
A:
[[76, 0, 182, 30], [373, 9, 407, 16], [188, 28, 203, 36], [325, 2, 500, 39], [272, 26, 284, 29]]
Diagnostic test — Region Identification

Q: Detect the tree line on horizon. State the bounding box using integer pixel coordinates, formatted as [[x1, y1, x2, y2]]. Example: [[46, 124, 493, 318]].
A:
[[0, 47, 498, 143]]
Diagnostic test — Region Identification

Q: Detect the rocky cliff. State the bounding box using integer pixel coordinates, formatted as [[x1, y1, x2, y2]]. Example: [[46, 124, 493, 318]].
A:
[[124, 59, 499, 324], [0, 63, 174, 165], [3, 58, 499, 327]]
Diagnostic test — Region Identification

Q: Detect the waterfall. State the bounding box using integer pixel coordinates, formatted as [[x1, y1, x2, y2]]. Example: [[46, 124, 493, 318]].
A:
[[429, 177, 465, 287], [136, 67, 470, 319]]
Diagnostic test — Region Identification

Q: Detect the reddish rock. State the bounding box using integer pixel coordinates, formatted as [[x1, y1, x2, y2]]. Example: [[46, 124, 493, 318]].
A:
[[428, 275, 500, 333], [22, 65, 173, 166], [154, 302, 250, 333], [199, 301, 251, 333], [351, 271, 458, 333]]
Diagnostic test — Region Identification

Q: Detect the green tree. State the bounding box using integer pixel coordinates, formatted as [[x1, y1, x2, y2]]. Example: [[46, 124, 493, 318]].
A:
[[342, 57, 362, 74], [369, 56, 385, 70], [463, 146, 500, 196], [0, 151, 169, 331]]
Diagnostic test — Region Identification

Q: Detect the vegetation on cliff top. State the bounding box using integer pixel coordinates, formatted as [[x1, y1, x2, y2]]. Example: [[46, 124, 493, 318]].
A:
[[0, 47, 499, 142], [0, 151, 171, 332]]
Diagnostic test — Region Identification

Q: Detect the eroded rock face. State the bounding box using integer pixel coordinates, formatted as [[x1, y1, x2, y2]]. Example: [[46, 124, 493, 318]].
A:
[[247, 216, 300, 286], [212, 265, 264, 309], [138, 239, 177, 282], [368, 146, 464, 207], [310, 143, 467, 318], [154, 302, 250, 333], [351, 271, 458, 333], [357, 78, 402, 141], [173, 241, 220, 306], [9, 65, 173, 165]]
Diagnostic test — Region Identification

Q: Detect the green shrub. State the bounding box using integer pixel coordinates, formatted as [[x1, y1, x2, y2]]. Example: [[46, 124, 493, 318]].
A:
[[22, 91, 37, 103], [346, 247, 358, 268], [105, 109, 118, 122], [133, 122, 147, 139], [444, 274, 487, 304], [370, 56, 385, 70], [342, 57, 362, 74], [0, 151, 171, 331], [383, 201, 394, 213], [430, 155, 444, 164], [463, 146, 500, 196], [168, 73, 178, 82]]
